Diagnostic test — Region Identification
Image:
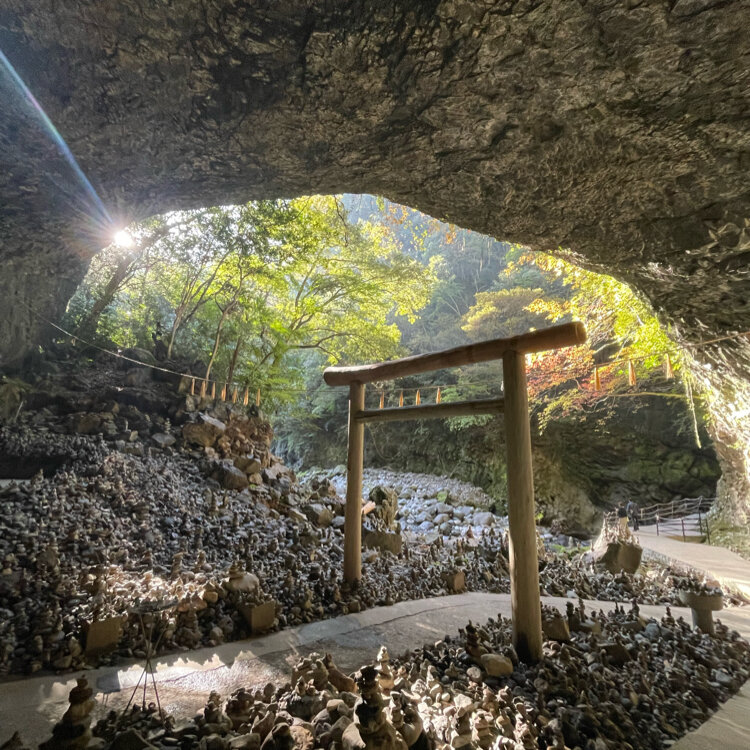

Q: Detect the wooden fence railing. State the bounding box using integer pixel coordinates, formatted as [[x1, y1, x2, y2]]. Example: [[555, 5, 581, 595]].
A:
[[323, 321, 587, 663]]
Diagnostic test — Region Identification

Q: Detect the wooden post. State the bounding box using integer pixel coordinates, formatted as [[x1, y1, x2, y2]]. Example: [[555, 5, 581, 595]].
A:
[[344, 381, 365, 583], [502, 349, 543, 663], [232, 387, 238, 403], [190, 378, 195, 396], [243, 388, 249, 406]]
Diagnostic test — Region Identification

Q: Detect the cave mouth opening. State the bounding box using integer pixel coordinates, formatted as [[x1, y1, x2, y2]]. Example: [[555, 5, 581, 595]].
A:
[[60, 192, 720, 522]]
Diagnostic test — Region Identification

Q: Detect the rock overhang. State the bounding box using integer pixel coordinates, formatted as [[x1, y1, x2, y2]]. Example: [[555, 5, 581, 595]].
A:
[[1, 0, 749, 513]]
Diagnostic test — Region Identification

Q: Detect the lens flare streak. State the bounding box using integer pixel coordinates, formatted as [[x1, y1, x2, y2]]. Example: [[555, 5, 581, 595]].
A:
[[0, 46, 112, 227]]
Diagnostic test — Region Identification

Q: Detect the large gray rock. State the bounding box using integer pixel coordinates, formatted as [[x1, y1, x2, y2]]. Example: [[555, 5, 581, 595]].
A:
[[362, 530, 402, 556], [182, 414, 226, 447], [305, 503, 334, 528], [368, 485, 398, 530], [595, 541, 643, 575], [214, 461, 249, 490]]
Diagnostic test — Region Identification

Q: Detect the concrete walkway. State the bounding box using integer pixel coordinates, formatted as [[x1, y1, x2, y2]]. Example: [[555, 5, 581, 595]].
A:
[[2, 592, 749, 748], [638, 524, 750, 599]]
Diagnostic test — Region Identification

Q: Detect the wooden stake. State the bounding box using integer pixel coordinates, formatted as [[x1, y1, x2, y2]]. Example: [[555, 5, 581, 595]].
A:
[[220, 384, 226, 401], [379, 391, 384, 409], [628, 359, 637, 387], [502, 349, 543, 663], [344, 382, 365, 583], [232, 387, 238, 403], [211, 381, 216, 399], [256, 388, 261, 407], [399, 390, 404, 407], [436, 387, 442, 404], [200, 380, 207, 398], [594, 367, 601, 391], [415, 389, 421, 405], [243, 388, 249, 406], [665, 354, 674, 379]]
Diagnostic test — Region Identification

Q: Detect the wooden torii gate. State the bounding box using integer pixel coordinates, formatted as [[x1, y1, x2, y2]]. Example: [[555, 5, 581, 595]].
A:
[[323, 321, 586, 663]]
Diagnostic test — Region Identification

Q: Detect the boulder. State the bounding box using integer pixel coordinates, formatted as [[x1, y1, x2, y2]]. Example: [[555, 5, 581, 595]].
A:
[[120, 347, 156, 368], [362, 530, 402, 555], [595, 541, 642, 574], [235, 455, 262, 475], [182, 414, 226, 447], [542, 613, 571, 642], [442, 570, 466, 593], [239, 600, 277, 634], [305, 503, 334, 528], [0, 381, 24, 419], [224, 569, 260, 595], [85, 616, 125, 657], [214, 462, 249, 490], [480, 653, 513, 677], [368, 485, 398, 530], [124, 367, 151, 386], [68, 412, 104, 434], [472, 512, 495, 527], [263, 461, 295, 483]]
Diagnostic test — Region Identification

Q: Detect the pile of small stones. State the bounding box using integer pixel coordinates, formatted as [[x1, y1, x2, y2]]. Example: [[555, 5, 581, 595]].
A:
[[23, 604, 750, 750], [538, 554, 738, 606], [0, 361, 735, 676]]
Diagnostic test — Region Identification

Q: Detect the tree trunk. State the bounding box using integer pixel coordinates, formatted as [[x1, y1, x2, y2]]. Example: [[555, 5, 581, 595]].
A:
[[226, 334, 244, 385], [76, 252, 139, 338], [166, 319, 178, 358], [204, 308, 230, 380]]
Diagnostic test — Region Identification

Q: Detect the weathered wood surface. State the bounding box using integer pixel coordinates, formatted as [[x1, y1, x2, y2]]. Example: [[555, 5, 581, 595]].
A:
[[323, 322, 585, 386], [344, 382, 365, 583], [355, 398, 504, 423], [503, 349, 543, 662]]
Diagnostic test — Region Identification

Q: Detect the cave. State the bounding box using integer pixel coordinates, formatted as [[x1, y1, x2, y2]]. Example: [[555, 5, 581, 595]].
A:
[[1, 1, 749, 522], [1, 4, 750, 746]]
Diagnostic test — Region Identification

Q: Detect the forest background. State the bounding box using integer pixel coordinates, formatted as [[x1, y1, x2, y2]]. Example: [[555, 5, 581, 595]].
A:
[[64, 195, 719, 526]]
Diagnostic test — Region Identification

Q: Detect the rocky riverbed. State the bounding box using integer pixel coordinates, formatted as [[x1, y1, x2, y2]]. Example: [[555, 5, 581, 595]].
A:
[[0, 360, 739, 678], [22, 604, 750, 750], [320, 468, 501, 537]]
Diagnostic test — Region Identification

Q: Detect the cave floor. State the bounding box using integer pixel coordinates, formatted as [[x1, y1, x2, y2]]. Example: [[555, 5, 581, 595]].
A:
[[1, 592, 748, 748], [638, 524, 750, 599]]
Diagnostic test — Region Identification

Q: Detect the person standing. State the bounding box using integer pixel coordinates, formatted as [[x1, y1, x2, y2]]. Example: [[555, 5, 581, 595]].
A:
[[626, 499, 639, 530], [617, 504, 628, 534]]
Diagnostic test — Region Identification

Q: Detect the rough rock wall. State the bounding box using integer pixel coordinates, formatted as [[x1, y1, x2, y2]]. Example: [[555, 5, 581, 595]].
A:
[[1, 0, 749, 514], [281, 391, 720, 531]]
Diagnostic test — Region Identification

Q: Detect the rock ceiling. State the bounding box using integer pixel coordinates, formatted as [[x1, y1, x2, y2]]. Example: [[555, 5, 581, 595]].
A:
[[1, 1, 749, 512]]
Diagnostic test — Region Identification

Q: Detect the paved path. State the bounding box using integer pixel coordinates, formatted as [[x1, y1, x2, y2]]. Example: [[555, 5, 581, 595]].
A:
[[1, 592, 749, 748], [638, 524, 750, 599]]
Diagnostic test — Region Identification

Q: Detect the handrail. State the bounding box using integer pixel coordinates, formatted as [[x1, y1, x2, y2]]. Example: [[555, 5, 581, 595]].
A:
[[323, 321, 586, 386], [603, 496, 715, 541]]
